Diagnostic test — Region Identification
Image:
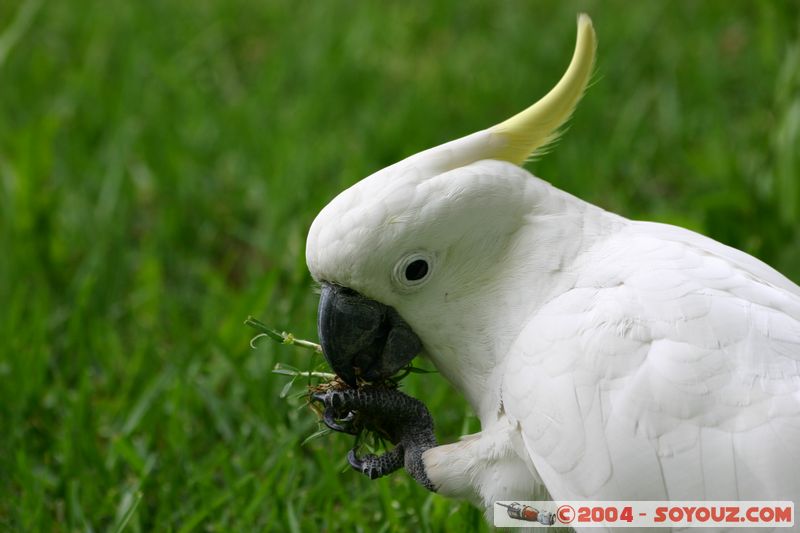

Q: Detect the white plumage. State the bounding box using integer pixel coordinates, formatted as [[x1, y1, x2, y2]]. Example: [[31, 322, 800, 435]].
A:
[[305, 14, 800, 530], [504, 219, 800, 502]]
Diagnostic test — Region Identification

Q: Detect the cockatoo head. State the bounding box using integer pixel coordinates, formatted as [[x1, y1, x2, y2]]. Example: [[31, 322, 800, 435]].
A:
[[305, 15, 596, 388]]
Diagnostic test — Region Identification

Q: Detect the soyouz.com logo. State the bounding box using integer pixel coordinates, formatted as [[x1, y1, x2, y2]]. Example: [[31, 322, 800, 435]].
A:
[[493, 501, 794, 528]]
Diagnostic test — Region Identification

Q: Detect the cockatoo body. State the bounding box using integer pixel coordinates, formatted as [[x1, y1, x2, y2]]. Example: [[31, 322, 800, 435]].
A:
[[306, 14, 800, 529]]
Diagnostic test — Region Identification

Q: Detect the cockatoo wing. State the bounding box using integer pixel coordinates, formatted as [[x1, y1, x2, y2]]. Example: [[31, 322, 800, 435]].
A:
[[503, 221, 800, 503]]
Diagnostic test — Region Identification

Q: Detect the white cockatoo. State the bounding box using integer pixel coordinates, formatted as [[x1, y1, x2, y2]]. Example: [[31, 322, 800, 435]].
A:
[[306, 13, 800, 526]]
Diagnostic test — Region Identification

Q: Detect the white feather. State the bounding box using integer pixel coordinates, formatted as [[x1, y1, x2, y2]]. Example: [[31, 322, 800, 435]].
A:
[[502, 223, 800, 513]]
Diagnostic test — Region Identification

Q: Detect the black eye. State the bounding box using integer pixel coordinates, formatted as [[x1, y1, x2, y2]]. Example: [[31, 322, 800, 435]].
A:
[[404, 259, 429, 281]]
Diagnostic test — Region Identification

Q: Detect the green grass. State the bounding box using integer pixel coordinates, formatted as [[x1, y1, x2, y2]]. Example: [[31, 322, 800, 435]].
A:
[[1, 1, 798, 531]]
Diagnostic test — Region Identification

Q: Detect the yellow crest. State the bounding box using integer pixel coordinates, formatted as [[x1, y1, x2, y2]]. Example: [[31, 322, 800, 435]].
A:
[[490, 14, 596, 165]]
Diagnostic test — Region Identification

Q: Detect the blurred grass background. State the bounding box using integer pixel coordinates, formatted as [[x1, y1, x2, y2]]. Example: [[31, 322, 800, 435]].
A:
[[1, 1, 799, 531]]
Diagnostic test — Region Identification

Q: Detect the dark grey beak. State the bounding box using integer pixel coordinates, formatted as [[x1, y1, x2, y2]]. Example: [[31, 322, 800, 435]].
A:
[[317, 282, 422, 386]]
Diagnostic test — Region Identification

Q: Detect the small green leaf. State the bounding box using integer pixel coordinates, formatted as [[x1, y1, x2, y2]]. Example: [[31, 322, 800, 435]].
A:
[[279, 377, 296, 399], [301, 427, 332, 446], [245, 316, 322, 353], [244, 316, 284, 342]]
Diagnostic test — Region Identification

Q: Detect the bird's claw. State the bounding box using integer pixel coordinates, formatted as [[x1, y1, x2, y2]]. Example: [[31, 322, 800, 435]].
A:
[[312, 386, 436, 489], [311, 391, 326, 404], [312, 389, 358, 434], [347, 449, 383, 479], [322, 407, 358, 434], [347, 448, 363, 471], [311, 389, 345, 409]]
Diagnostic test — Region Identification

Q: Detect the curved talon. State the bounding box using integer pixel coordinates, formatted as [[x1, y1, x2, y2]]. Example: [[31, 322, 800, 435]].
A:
[[311, 391, 332, 407], [323, 407, 358, 434], [329, 390, 344, 409], [347, 448, 363, 472], [310, 390, 347, 409], [322, 407, 346, 432]]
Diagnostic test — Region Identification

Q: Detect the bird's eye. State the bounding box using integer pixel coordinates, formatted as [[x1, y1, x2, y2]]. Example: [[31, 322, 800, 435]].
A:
[[404, 259, 429, 281], [393, 251, 434, 290]]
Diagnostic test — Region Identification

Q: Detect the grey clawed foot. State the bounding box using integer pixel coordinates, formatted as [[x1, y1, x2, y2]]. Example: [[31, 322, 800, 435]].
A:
[[311, 389, 358, 413], [310, 386, 437, 490], [346, 448, 363, 471], [347, 446, 405, 480], [311, 390, 347, 409], [312, 390, 358, 434], [347, 449, 380, 480], [322, 407, 358, 434]]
